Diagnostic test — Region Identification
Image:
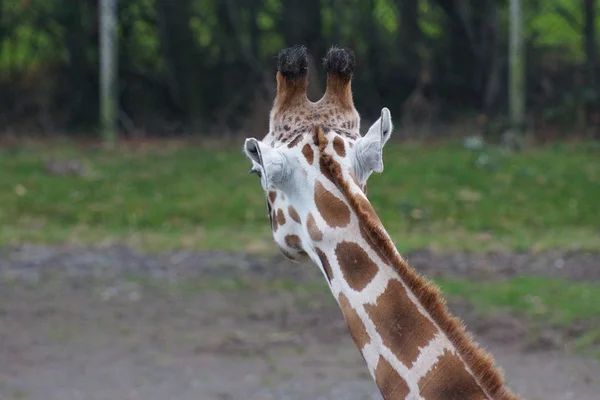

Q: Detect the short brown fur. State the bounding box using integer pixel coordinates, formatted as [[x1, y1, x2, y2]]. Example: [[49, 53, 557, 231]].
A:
[[338, 293, 371, 350], [315, 125, 517, 400], [314, 181, 351, 228], [335, 241, 379, 292], [273, 71, 309, 118], [364, 278, 438, 367], [322, 75, 354, 110], [374, 357, 410, 399], [288, 205, 301, 223]]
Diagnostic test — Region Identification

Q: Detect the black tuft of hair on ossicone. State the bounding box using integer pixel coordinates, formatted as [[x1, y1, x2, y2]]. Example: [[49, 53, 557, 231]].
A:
[[277, 45, 308, 79], [323, 46, 355, 79]]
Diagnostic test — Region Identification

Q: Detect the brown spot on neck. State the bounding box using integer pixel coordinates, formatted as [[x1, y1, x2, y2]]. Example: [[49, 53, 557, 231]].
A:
[[338, 293, 371, 351], [335, 241, 379, 291], [302, 143, 314, 165], [288, 205, 301, 223], [333, 135, 346, 157], [285, 234, 303, 250], [314, 181, 351, 228], [364, 279, 438, 367], [268, 191, 277, 204], [374, 357, 410, 399], [276, 209, 286, 226], [419, 349, 488, 399]]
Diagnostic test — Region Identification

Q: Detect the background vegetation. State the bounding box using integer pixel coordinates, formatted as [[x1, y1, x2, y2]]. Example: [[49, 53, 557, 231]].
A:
[[0, 0, 598, 138], [1, 139, 598, 253]]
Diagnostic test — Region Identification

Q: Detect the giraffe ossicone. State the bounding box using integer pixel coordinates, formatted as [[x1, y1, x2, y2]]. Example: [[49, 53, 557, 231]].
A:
[[243, 45, 519, 400]]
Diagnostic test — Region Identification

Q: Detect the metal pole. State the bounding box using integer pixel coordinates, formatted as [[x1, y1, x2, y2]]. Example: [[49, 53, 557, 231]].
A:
[[509, 0, 525, 135], [99, 0, 118, 148]]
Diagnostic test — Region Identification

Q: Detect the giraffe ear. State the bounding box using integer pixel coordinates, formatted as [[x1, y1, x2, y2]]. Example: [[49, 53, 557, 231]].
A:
[[243, 138, 289, 190], [353, 107, 393, 181]]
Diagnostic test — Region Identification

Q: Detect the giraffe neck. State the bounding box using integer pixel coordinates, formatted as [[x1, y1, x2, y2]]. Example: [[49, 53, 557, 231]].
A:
[[310, 138, 517, 400]]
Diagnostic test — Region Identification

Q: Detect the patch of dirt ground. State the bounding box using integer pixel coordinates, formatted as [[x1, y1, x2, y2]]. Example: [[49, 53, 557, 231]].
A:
[[0, 244, 599, 400]]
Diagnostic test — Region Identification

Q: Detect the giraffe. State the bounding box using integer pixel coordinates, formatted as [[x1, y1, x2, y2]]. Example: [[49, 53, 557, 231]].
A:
[[243, 45, 518, 400]]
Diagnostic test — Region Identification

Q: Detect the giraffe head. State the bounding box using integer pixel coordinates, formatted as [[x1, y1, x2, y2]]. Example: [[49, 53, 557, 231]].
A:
[[243, 45, 393, 264]]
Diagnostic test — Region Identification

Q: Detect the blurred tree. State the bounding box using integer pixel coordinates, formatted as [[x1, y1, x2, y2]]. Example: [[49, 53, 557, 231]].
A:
[[583, 0, 598, 135], [0, 0, 597, 138], [156, 0, 206, 126]]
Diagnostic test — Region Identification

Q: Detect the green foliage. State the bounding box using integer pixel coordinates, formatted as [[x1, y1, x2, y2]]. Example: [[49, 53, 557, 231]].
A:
[[0, 140, 598, 252], [1, 0, 598, 131]]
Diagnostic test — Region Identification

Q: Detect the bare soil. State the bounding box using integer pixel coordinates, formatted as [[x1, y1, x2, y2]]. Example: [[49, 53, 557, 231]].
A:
[[0, 244, 599, 400]]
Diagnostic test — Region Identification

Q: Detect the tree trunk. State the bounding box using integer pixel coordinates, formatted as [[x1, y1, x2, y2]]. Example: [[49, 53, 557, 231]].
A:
[[155, 0, 205, 123], [509, 0, 525, 132], [58, 0, 98, 129], [99, 0, 118, 147], [483, 1, 502, 112]]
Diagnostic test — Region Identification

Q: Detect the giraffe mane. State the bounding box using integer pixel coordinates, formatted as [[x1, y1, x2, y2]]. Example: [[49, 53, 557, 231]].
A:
[[315, 125, 518, 400]]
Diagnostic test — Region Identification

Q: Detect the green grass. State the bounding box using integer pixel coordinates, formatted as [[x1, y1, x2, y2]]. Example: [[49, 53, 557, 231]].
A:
[[437, 276, 600, 353], [436, 277, 600, 326], [0, 139, 599, 252]]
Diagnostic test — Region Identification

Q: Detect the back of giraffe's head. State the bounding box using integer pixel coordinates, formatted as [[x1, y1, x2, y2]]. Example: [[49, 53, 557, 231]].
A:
[[242, 45, 393, 263]]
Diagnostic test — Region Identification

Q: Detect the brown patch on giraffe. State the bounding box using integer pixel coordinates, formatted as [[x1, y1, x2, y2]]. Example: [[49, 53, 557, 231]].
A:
[[276, 209, 286, 226], [335, 241, 379, 292], [418, 349, 488, 399], [374, 357, 410, 399], [306, 213, 323, 241], [288, 205, 301, 223], [364, 279, 437, 367], [314, 181, 351, 228], [316, 137, 517, 400], [338, 293, 371, 350], [315, 247, 333, 282], [287, 134, 303, 148], [302, 144, 314, 165], [313, 126, 336, 184], [284, 235, 304, 253], [319, 156, 336, 184], [356, 193, 382, 225], [333, 135, 346, 157], [268, 191, 277, 204]]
